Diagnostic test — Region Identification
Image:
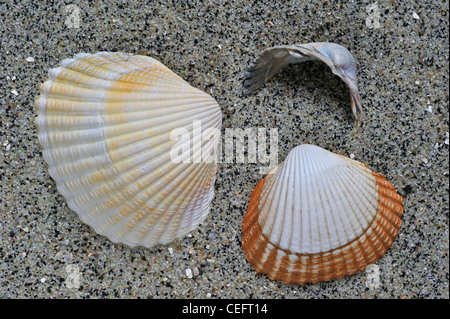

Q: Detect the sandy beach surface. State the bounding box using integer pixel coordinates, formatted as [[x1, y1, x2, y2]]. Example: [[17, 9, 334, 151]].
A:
[[0, 0, 448, 299]]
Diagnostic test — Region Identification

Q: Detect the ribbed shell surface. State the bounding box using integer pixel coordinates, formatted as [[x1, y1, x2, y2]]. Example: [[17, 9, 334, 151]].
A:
[[242, 144, 403, 284], [36, 52, 222, 248]]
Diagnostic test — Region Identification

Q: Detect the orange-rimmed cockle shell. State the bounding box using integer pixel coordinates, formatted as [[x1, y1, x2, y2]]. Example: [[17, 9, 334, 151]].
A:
[[242, 144, 403, 285]]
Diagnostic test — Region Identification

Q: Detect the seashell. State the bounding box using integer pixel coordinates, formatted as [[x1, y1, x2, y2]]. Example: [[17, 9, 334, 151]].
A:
[[36, 52, 222, 248], [244, 42, 363, 131], [242, 144, 403, 285]]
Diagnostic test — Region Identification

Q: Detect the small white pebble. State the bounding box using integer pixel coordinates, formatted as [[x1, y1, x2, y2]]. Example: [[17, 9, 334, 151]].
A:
[[412, 12, 420, 20], [40, 278, 46, 283], [11, 89, 18, 96], [415, 80, 420, 85], [5, 144, 11, 151], [206, 293, 211, 298], [205, 244, 210, 249], [192, 267, 200, 276], [427, 105, 432, 113], [187, 233, 192, 238], [206, 259, 215, 263], [26, 57, 35, 62], [350, 153, 355, 159], [3, 140, 8, 146], [445, 139, 449, 145], [168, 247, 173, 257], [186, 268, 193, 279], [421, 158, 428, 164]]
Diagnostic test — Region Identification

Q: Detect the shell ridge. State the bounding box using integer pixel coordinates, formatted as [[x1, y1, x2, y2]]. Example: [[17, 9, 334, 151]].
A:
[[273, 151, 297, 247], [376, 196, 402, 233], [159, 163, 215, 212], [97, 160, 213, 223], [339, 165, 380, 248], [96, 161, 215, 246], [310, 146, 329, 254], [318, 157, 349, 251], [344, 160, 380, 213], [45, 140, 106, 166], [39, 90, 114, 209], [261, 159, 291, 241], [319, 154, 378, 252], [299, 147, 312, 253], [351, 169, 380, 220], [323, 154, 352, 255], [101, 53, 168, 75], [41, 96, 216, 115], [58, 139, 207, 221], [100, 104, 220, 132], [49, 67, 122, 91], [103, 110, 220, 142], [359, 209, 397, 265], [278, 151, 297, 250], [310, 147, 334, 254], [255, 166, 279, 222], [102, 98, 218, 118], [332, 160, 375, 241], [50, 138, 176, 188], [99, 159, 216, 231], [43, 109, 219, 148], [242, 185, 261, 255], [45, 87, 205, 101], [51, 152, 114, 200], [135, 165, 216, 246], [36, 68, 64, 168], [56, 53, 199, 93], [289, 154, 302, 253], [303, 146, 316, 254], [174, 176, 216, 239], [63, 153, 176, 208], [53, 113, 220, 197], [244, 179, 268, 268], [257, 165, 283, 231], [43, 81, 109, 102], [71, 53, 140, 77]]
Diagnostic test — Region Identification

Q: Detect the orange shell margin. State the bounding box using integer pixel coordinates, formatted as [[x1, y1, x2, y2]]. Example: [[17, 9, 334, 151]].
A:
[[242, 172, 404, 285]]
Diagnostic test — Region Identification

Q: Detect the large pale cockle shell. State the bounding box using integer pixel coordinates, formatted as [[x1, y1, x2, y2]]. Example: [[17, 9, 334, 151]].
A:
[[36, 52, 222, 248], [244, 42, 363, 131], [242, 144, 403, 285]]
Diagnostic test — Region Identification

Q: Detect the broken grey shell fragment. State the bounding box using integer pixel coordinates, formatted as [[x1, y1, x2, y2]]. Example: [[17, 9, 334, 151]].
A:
[[244, 42, 362, 132]]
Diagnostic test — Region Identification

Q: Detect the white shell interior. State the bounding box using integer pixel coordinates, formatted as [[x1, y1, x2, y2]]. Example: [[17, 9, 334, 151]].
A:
[[258, 144, 379, 254]]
